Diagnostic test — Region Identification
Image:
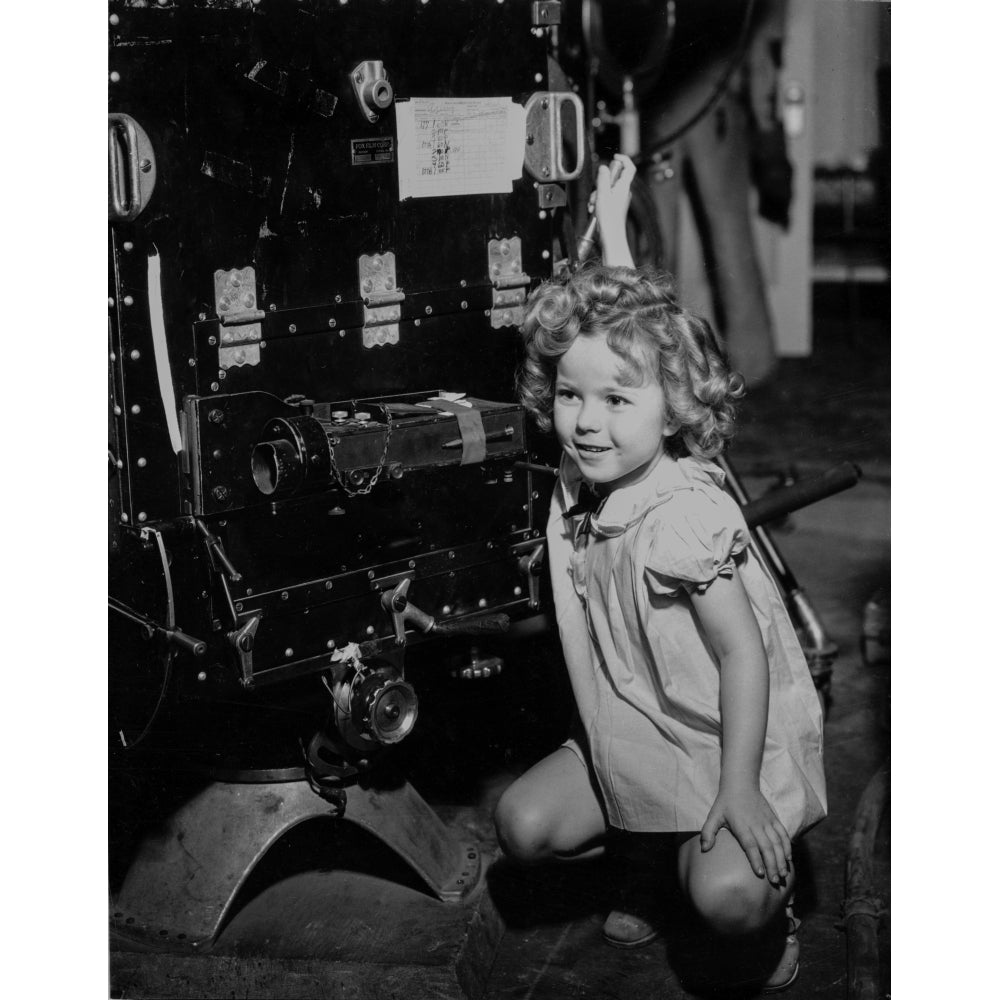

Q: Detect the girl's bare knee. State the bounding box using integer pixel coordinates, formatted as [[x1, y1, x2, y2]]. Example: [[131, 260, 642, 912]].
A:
[[493, 788, 554, 864], [688, 869, 783, 937]]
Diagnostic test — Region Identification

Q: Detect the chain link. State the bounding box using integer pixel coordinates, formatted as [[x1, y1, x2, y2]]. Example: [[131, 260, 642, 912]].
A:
[[327, 404, 394, 497]]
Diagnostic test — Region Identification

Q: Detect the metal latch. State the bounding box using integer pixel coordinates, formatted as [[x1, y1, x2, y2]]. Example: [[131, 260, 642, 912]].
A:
[[214, 267, 265, 369], [514, 541, 545, 609], [488, 238, 530, 329], [358, 252, 405, 348], [228, 613, 262, 688], [523, 91, 585, 183]]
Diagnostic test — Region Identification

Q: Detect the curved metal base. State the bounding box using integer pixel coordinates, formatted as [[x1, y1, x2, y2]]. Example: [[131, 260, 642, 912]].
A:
[[112, 778, 483, 949]]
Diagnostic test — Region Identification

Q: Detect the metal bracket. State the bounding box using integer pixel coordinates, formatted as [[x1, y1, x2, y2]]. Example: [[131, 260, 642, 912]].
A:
[[358, 252, 405, 348], [350, 60, 394, 123], [488, 238, 530, 329], [213, 267, 265, 368], [537, 183, 568, 209], [227, 613, 262, 688], [523, 91, 585, 183], [532, 1, 562, 27]]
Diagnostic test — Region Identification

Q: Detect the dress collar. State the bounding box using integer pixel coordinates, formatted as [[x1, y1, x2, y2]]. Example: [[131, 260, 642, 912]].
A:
[[557, 452, 726, 538]]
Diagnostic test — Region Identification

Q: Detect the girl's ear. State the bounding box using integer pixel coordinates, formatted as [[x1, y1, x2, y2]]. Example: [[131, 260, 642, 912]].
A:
[[662, 416, 681, 438]]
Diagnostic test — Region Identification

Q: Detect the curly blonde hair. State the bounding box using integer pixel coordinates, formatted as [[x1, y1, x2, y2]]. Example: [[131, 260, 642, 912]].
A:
[[517, 264, 744, 459]]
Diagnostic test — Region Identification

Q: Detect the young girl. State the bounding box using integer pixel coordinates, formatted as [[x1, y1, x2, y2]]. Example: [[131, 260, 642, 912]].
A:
[[494, 155, 826, 993]]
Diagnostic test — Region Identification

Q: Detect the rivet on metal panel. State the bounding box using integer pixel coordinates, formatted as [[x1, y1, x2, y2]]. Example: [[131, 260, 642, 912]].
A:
[[110, 71, 121, 84], [114, 405, 122, 416], [123, 295, 134, 307], [137, 458, 147, 468], [123, 241, 134, 252], [130, 349, 140, 361], [328, 318, 336, 328], [289, 324, 297, 333], [285, 648, 294, 658], [108, 298, 115, 309], [138, 512, 147, 523], [211, 381, 220, 391], [110, 14, 120, 26], [120, 513, 129, 523], [131, 404, 141, 415]]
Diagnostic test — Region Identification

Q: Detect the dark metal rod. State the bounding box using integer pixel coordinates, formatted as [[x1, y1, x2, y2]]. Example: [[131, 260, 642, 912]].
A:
[[742, 462, 861, 529]]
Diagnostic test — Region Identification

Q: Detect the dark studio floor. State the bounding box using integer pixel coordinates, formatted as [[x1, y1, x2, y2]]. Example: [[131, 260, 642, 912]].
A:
[[109, 282, 890, 1000]]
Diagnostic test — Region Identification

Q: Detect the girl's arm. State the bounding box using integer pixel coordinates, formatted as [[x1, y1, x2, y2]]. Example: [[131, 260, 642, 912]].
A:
[[689, 573, 794, 885], [595, 153, 637, 269]]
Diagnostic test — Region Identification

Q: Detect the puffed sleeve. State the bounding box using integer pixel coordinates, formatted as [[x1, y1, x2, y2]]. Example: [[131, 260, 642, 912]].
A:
[[642, 488, 750, 596]]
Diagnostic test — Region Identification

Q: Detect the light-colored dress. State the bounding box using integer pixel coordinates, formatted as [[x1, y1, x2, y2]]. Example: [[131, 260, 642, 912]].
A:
[[547, 452, 827, 839]]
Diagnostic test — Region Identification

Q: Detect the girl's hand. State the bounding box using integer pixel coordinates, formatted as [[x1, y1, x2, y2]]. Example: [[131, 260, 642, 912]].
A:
[[593, 153, 636, 239], [700, 784, 793, 885], [592, 154, 636, 268]]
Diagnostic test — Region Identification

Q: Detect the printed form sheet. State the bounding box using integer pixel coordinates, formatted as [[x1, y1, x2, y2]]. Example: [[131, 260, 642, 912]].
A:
[[396, 97, 527, 200]]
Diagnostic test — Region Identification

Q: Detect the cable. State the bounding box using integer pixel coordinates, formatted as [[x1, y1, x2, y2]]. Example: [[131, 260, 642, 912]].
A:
[[635, 0, 757, 166]]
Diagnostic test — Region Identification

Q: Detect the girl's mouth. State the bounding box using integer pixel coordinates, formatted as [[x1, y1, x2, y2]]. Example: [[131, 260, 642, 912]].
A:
[[575, 444, 610, 454]]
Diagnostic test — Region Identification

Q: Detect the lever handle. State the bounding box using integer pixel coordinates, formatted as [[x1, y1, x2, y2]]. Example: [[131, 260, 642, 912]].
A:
[[164, 627, 207, 657], [431, 613, 510, 636], [108, 113, 157, 222]]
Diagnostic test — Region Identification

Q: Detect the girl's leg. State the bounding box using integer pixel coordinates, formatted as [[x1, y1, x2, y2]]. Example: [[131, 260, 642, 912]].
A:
[[494, 747, 608, 864], [677, 828, 794, 937]]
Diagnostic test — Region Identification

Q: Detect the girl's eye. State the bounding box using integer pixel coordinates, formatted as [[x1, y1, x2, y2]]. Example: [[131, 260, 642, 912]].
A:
[[555, 387, 577, 401], [607, 395, 628, 407]]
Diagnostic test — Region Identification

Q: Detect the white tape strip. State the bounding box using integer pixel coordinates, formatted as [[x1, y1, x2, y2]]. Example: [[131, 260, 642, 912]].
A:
[[147, 250, 183, 454]]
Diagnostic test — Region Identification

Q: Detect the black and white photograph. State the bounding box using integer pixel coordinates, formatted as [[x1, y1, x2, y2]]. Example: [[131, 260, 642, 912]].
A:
[[100, 2, 900, 997], [0, 0, 932, 995]]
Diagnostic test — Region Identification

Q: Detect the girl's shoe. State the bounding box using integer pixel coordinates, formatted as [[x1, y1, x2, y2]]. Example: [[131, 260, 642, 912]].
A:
[[761, 906, 801, 994], [601, 909, 661, 949]]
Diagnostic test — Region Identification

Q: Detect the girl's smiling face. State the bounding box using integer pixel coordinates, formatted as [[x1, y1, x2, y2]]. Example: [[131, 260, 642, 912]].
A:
[[553, 332, 676, 494]]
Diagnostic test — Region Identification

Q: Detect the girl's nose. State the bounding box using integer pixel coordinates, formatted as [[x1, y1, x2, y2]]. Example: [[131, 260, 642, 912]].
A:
[[575, 399, 601, 433]]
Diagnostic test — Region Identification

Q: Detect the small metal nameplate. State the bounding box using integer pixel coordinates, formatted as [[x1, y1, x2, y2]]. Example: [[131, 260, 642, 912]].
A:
[[351, 137, 395, 166]]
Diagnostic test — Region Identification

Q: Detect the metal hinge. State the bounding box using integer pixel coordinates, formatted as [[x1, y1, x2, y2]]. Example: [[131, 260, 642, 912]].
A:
[[488, 238, 530, 329], [214, 267, 265, 368], [358, 252, 405, 348]]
